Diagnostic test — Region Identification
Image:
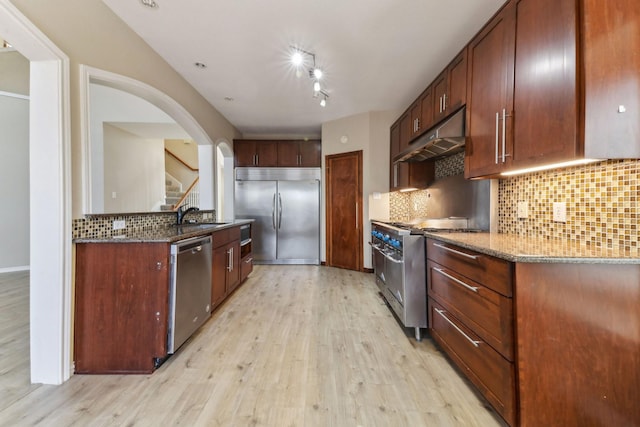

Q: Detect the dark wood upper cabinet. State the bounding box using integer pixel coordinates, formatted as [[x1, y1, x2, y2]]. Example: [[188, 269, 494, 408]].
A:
[[582, 0, 640, 159], [399, 111, 412, 152], [465, 0, 639, 178], [234, 140, 278, 167], [434, 48, 468, 123], [465, 1, 516, 178], [278, 140, 321, 167], [389, 120, 435, 191], [510, 0, 579, 169], [420, 85, 434, 134], [235, 139, 320, 167]]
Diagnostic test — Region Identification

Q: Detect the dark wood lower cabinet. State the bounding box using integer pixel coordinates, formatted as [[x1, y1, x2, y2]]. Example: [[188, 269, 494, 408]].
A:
[[74, 224, 252, 374], [429, 299, 516, 425], [74, 243, 170, 374], [428, 237, 640, 426], [427, 239, 515, 426], [515, 263, 640, 427], [211, 227, 241, 309]]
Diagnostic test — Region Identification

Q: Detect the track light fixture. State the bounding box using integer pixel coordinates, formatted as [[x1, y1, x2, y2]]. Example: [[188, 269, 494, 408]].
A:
[[290, 45, 330, 107]]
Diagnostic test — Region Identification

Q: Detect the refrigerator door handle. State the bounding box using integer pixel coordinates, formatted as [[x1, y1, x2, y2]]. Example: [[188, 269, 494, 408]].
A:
[[272, 193, 277, 229], [278, 193, 283, 229]]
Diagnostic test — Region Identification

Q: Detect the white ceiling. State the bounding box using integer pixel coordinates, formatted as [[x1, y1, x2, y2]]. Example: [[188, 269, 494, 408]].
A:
[[102, 0, 506, 137]]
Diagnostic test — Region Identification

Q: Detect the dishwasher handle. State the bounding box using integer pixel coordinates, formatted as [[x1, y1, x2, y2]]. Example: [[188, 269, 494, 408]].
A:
[[172, 236, 212, 255]]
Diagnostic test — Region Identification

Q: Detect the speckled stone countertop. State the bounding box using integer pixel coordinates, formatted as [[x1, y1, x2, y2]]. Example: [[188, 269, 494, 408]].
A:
[[73, 219, 254, 244], [423, 232, 640, 264]]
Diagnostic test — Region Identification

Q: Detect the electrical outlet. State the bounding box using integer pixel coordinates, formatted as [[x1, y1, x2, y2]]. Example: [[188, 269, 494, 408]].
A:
[[517, 201, 529, 219], [553, 202, 567, 222], [112, 219, 126, 230]]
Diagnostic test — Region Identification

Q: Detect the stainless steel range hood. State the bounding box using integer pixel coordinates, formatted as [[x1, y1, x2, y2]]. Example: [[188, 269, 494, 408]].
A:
[[394, 107, 466, 162]]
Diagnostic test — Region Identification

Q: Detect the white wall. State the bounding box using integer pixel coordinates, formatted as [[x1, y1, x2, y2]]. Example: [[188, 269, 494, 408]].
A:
[[103, 124, 165, 213], [0, 94, 29, 270], [321, 110, 398, 269], [0, 49, 30, 271], [89, 83, 179, 213]]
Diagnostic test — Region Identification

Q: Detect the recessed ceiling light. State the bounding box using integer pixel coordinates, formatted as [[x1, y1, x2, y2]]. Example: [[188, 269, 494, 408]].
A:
[[194, 62, 207, 69], [140, 0, 158, 9], [224, 97, 234, 101]]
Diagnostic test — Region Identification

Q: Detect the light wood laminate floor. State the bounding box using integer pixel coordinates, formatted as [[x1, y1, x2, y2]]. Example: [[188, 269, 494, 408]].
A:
[[0, 266, 504, 426]]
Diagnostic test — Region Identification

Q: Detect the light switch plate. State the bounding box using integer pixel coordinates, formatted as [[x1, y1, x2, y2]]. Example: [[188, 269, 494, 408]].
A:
[[517, 201, 529, 219], [553, 202, 567, 222], [113, 220, 126, 230]]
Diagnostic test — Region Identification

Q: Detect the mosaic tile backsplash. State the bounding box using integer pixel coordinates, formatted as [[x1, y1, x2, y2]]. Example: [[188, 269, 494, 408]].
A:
[[391, 156, 640, 252], [498, 159, 638, 251], [73, 210, 216, 239]]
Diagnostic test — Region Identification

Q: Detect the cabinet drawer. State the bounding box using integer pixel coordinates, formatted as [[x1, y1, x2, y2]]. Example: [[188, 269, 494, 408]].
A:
[[212, 226, 241, 248], [429, 298, 515, 426], [428, 260, 513, 360], [241, 255, 253, 282], [426, 239, 512, 297]]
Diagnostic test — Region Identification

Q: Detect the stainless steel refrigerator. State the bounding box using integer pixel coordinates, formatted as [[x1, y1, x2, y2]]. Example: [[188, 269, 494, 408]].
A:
[[234, 168, 320, 264]]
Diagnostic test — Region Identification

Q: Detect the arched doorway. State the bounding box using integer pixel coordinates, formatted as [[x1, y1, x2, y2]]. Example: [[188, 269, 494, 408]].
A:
[[216, 140, 234, 220]]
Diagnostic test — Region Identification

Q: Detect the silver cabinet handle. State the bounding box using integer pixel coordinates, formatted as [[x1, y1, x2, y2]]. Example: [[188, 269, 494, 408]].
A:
[[278, 193, 283, 229], [244, 257, 253, 264], [433, 242, 479, 260], [443, 93, 447, 112], [439, 96, 443, 113], [435, 308, 481, 347], [433, 267, 479, 293], [227, 248, 232, 271], [502, 108, 506, 163], [495, 111, 499, 164], [393, 163, 398, 187]]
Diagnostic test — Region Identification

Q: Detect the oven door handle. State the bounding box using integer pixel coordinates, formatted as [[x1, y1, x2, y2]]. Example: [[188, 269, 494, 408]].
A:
[[369, 242, 403, 264], [381, 250, 403, 264]]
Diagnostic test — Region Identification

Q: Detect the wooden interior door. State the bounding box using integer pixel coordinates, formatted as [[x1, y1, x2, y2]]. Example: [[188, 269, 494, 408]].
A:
[[326, 150, 363, 271]]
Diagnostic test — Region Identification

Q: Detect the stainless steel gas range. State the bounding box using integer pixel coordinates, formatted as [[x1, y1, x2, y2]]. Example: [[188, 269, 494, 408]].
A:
[[371, 221, 427, 340], [371, 217, 477, 341]]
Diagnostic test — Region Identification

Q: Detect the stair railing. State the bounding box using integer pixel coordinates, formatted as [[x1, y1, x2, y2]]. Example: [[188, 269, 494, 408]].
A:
[[164, 148, 200, 210], [165, 148, 198, 172], [173, 176, 200, 210]]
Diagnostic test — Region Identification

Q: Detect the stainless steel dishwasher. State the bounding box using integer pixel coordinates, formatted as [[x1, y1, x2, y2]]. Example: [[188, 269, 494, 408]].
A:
[[168, 235, 212, 354]]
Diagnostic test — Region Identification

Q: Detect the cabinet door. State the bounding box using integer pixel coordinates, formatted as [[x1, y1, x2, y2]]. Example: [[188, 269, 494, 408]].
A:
[[465, 2, 516, 178], [583, 0, 640, 158], [511, 0, 578, 168], [410, 99, 422, 137], [447, 48, 468, 113], [277, 141, 299, 166], [432, 71, 448, 123], [390, 122, 401, 191], [234, 140, 256, 167], [399, 112, 412, 151], [420, 85, 434, 133], [255, 141, 278, 166], [211, 244, 228, 308], [226, 240, 241, 292], [298, 140, 321, 167], [74, 243, 170, 373]]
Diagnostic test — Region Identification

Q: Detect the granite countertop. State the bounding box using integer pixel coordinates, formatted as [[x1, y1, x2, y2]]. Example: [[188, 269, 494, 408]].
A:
[[423, 232, 640, 264], [74, 219, 254, 244]]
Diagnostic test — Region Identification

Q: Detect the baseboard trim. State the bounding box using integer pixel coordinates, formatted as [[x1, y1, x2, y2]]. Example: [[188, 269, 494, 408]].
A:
[[363, 268, 373, 273], [0, 265, 30, 273]]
